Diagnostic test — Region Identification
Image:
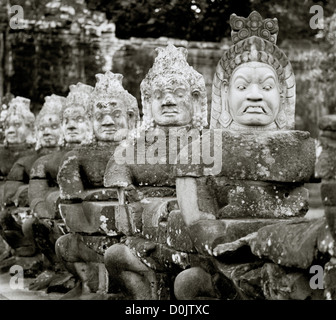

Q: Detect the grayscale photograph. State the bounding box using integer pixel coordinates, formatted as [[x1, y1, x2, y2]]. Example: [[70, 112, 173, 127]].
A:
[[0, 0, 335, 311]]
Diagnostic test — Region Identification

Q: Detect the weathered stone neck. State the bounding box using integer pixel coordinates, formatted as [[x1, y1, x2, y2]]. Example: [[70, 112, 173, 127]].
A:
[[97, 140, 121, 147], [228, 121, 278, 132], [65, 142, 81, 149], [6, 143, 34, 150]]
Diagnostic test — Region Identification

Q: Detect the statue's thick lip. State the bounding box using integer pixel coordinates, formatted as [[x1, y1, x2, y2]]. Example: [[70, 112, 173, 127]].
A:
[[102, 128, 117, 133], [161, 105, 178, 114], [243, 105, 266, 114]]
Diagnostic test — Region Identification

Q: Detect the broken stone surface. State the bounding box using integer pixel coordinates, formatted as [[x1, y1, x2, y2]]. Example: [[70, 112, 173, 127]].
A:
[[59, 201, 120, 235], [214, 261, 265, 300], [248, 218, 326, 269], [261, 263, 323, 300], [192, 176, 309, 219]]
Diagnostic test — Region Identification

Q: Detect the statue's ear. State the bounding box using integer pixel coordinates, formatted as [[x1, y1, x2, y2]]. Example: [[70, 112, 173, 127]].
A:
[[275, 99, 287, 129], [191, 89, 202, 116], [219, 81, 232, 128], [127, 111, 136, 130]]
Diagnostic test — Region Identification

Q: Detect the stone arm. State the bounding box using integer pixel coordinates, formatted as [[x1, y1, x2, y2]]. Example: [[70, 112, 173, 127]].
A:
[[176, 177, 223, 256], [3, 156, 33, 207], [29, 155, 59, 219], [57, 151, 85, 201]]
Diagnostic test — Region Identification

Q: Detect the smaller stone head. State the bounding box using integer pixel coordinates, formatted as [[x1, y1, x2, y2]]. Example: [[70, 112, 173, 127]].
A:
[[211, 11, 295, 131], [62, 83, 94, 145], [3, 96, 35, 145], [35, 94, 66, 150], [140, 43, 207, 131], [90, 71, 139, 142]]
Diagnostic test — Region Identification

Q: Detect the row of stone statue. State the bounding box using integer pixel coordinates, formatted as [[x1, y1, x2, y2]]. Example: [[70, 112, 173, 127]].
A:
[[0, 11, 335, 300]]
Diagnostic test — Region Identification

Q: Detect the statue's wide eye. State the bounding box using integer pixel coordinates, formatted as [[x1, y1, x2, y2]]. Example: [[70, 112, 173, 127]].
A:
[[237, 85, 246, 90], [263, 85, 272, 91]]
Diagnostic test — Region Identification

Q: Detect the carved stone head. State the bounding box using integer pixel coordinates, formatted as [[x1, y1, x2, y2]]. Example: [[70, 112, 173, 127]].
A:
[[62, 83, 94, 145], [3, 96, 35, 145], [35, 94, 66, 150], [90, 71, 139, 142], [211, 11, 295, 131], [141, 43, 207, 131]]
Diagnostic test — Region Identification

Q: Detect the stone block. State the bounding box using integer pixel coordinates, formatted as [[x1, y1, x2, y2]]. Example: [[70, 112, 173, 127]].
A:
[[321, 182, 336, 206], [176, 130, 315, 183], [188, 219, 267, 256], [59, 201, 119, 235], [81, 188, 118, 201], [218, 181, 309, 219], [155, 244, 190, 271], [164, 210, 194, 252], [226, 262, 264, 300], [261, 263, 322, 300], [126, 201, 143, 235], [249, 218, 325, 269], [141, 197, 178, 242], [315, 147, 336, 180]]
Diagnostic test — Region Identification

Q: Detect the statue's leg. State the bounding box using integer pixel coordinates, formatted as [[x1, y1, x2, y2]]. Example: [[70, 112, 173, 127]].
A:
[[0, 208, 35, 256], [104, 243, 158, 300], [31, 218, 62, 268], [56, 233, 106, 295]]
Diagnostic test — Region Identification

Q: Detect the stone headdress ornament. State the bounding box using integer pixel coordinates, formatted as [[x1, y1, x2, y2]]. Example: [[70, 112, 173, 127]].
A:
[[63, 82, 94, 116], [37, 94, 66, 123], [6, 96, 35, 126], [61, 83, 95, 145], [140, 43, 208, 130], [90, 71, 139, 128], [5, 96, 35, 145], [211, 11, 295, 130], [35, 94, 66, 149]]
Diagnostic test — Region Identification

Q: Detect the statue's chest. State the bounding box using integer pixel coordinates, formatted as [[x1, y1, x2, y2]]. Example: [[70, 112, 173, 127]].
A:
[[80, 149, 115, 187]]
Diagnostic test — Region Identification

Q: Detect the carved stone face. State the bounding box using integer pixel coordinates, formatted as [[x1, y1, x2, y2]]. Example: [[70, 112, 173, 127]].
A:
[[227, 62, 281, 127], [62, 106, 90, 144], [37, 114, 62, 147], [151, 77, 193, 127], [4, 114, 30, 144], [93, 99, 128, 141]]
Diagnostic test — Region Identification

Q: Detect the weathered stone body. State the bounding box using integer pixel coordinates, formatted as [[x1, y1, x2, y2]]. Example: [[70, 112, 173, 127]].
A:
[[172, 12, 322, 300], [103, 44, 208, 300], [55, 72, 140, 298]]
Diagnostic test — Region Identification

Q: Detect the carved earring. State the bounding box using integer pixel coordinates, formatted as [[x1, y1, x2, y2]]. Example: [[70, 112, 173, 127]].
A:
[[275, 99, 287, 129], [218, 109, 232, 128], [218, 84, 232, 128]]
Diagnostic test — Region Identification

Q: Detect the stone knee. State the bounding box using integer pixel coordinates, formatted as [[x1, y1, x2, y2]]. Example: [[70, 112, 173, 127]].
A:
[[55, 233, 77, 263], [174, 267, 217, 300], [104, 243, 129, 276]]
